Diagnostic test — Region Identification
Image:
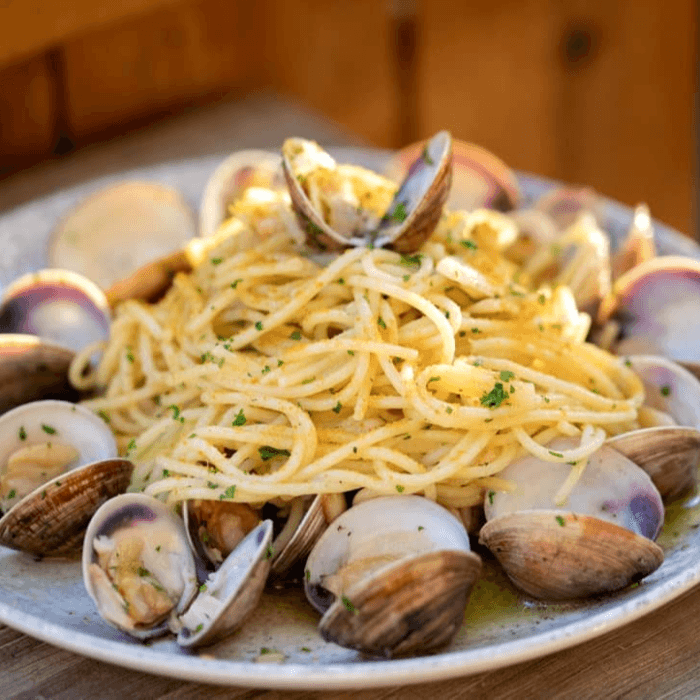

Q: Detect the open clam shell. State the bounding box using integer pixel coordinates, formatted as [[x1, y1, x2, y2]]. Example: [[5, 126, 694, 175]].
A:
[[49, 181, 196, 290], [183, 492, 346, 579], [177, 519, 273, 647], [283, 132, 453, 253], [305, 495, 481, 657], [0, 458, 133, 557], [480, 439, 664, 600], [83, 493, 199, 640], [0, 399, 132, 556]]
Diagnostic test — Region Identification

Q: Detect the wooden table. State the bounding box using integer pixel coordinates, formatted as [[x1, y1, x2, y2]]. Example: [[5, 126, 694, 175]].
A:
[[1, 93, 700, 699]]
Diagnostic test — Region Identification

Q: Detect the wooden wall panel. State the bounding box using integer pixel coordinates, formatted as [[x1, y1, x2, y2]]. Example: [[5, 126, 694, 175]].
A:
[[0, 0, 184, 66], [261, 0, 401, 147], [0, 54, 57, 167], [61, 0, 264, 140], [417, 0, 696, 234]]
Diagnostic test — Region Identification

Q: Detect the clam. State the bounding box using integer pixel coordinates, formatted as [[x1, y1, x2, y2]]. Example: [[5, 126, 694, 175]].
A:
[[83, 492, 273, 646], [611, 203, 656, 279], [479, 438, 664, 600], [48, 181, 196, 290], [0, 335, 79, 415], [198, 149, 284, 238], [304, 495, 481, 657], [0, 399, 133, 556], [282, 131, 453, 252], [597, 256, 700, 377], [607, 355, 700, 499], [0, 269, 111, 354], [83, 493, 199, 639], [184, 492, 346, 579]]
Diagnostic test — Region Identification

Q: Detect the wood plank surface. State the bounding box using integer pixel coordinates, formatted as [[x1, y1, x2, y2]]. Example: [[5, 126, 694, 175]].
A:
[[417, 0, 696, 235]]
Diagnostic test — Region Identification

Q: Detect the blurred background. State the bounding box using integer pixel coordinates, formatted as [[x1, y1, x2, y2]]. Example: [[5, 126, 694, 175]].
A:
[[0, 0, 697, 235]]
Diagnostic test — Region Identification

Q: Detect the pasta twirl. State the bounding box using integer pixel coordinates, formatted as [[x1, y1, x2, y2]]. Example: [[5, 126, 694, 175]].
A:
[[70, 191, 645, 511]]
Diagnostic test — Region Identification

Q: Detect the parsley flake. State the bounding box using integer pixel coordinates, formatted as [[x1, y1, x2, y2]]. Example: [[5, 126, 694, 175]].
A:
[[18, 427, 26, 441], [232, 409, 246, 426], [290, 330, 302, 340], [460, 240, 478, 250], [258, 446, 291, 461], [391, 201, 408, 222], [499, 370, 515, 382], [661, 385, 671, 396], [41, 424, 56, 435], [255, 321, 263, 331], [479, 383, 508, 409], [341, 595, 357, 614], [556, 515, 566, 527]]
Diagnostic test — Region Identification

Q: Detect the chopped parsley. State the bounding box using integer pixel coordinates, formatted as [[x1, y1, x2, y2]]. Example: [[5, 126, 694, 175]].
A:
[[549, 451, 564, 458], [18, 426, 26, 441], [332, 402, 342, 414], [255, 321, 264, 331], [396, 485, 405, 493], [460, 240, 478, 250], [428, 376, 441, 383], [211, 257, 223, 265], [168, 405, 180, 420], [347, 350, 355, 356], [232, 409, 246, 426], [222, 485, 236, 499], [538, 293, 546, 305], [261, 365, 271, 374], [391, 201, 408, 223], [199, 584, 208, 592], [41, 424, 57, 435], [126, 438, 137, 453], [125, 347, 135, 363], [399, 253, 423, 267], [488, 490, 495, 505], [341, 595, 357, 614], [499, 370, 515, 382], [258, 446, 291, 461], [137, 566, 150, 577], [556, 515, 566, 527], [7, 489, 16, 499], [661, 385, 671, 396], [377, 317, 387, 329], [290, 330, 302, 340], [479, 383, 508, 409], [421, 145, 434, 165], [231, 278, 243, 289]]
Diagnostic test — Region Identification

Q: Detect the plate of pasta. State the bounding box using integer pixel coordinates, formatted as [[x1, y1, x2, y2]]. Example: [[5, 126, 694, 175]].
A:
[[0, 142, 700, 690]]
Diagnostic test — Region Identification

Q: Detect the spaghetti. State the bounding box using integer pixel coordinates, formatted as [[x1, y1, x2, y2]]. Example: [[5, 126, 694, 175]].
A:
[[70, 179, 644, 512]]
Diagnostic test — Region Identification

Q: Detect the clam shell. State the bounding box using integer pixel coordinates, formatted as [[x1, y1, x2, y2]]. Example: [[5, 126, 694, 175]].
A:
[[49, 181, 196, 289], [177, 519, 273, 647], [283, 132, 453, 252], [270, 492, 346, 578], [0, 458, 133, 557], [318, 548, 481, 657], [82, 493, 199, 640], [305, 495, 481, 657], [606, 355, 700, 499], [0, 269, 110, 354], [384, 137, 520, 213], [597, 256, 700, 362], [0, 335, 79, 415], [199, 150, 282, 238], [479, 510, 663, 600]]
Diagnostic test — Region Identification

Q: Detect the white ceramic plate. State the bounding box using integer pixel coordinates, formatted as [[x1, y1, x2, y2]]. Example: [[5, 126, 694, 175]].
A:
[[0, 151, 699, 690]]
